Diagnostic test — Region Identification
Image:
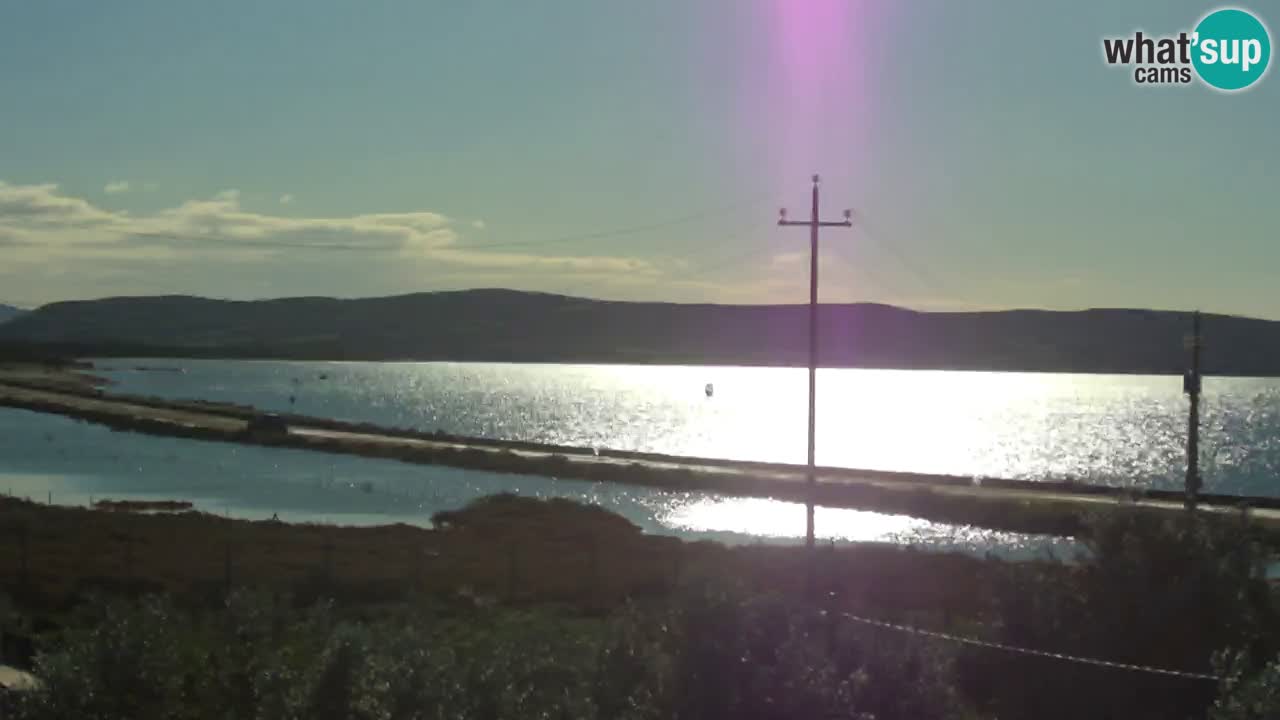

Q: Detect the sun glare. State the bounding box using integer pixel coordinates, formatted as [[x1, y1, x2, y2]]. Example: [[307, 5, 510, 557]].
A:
[[660, 495, 930, 543]]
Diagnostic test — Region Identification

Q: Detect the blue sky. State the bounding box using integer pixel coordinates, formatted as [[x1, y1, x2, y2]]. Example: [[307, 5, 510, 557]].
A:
[[1, 0, 1277, 318]]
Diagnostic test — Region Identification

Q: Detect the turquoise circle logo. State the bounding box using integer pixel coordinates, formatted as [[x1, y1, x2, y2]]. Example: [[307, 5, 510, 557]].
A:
[[1192, 8, 1271, 91]]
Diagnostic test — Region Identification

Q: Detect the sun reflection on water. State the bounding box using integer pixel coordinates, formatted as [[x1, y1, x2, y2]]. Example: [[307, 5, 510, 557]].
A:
[[656, 494, 1079, 558], [662, 495, 930, 542], [93, 360, 1280, 495]]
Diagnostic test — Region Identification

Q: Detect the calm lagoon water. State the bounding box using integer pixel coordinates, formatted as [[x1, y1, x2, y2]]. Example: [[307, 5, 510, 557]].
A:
[[0, 408, 1071, 558], [95, 360, 1280, 495], [4, 359, 1277, 556]]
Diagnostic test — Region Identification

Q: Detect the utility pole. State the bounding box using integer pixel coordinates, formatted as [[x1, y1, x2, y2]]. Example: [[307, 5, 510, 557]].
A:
[[1183, 310, 1203, 510], [779, 174, 853, 567]]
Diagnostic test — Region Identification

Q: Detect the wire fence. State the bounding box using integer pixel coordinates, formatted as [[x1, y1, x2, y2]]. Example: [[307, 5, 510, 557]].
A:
[[0, 493, 678, 613], [0, 490, 1231, 685], [837, 611, 1221, 682]]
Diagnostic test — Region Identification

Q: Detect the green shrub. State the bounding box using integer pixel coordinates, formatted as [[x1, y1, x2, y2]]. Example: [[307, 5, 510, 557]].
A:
[[1211, 650, 1280, 720], [19, 509, 1273, 720], [10, 587, 967, 720], [968, 510, 1279, 720]]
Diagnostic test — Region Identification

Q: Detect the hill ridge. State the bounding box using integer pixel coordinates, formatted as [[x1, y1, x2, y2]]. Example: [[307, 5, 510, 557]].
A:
[[2, 289, 1277, 375]]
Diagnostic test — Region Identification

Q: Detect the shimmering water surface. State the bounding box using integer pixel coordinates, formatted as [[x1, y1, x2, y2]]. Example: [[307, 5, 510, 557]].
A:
[[3, 360, 1278, 556], [0, 408, 1071, 558], [95, 360, 1280, 495]]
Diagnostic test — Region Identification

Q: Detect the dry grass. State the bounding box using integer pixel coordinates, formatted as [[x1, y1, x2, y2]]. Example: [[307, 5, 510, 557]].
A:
[[0, 494, 1006, 623], [0, 363, 107, 393]]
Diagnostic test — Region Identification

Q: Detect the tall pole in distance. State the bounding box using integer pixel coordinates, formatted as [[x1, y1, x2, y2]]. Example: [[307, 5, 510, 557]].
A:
[[779, 175, 853, 573], [1184, 310, 1203, 510]]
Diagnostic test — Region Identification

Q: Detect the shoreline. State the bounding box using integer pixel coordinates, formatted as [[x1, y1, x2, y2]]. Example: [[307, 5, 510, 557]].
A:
[[60, 351, 1280, 379], [2, 364, 1278, 540], [0, 493, 1006, 618], [12, 343, 1280, 379]]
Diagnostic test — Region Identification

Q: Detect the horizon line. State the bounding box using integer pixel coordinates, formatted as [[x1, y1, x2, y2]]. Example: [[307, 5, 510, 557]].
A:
[[10, 288, 1262, 323]]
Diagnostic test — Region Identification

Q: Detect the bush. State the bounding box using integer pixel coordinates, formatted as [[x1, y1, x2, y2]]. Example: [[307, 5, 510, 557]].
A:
[[655, 583, 962, 720], [9, 586, 967, 720], [1211, 650, 1280, 720], [16, 510, 1271, 720], [966, 510, 1280, 720], [14, 595, 191, 720]]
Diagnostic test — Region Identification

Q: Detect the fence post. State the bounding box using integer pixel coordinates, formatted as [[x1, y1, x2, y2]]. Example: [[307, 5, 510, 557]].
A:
[[414, 543, 424, 589], [18, 525, 29, 589], [824, 586, 838, 654], [584, 537, 599, 607], [826, 540, 837, 597], [413, 547, 427, 592], [272, 591, 282, 639], [671, 546, 682, 590], [124, 533, 134, 583], [321, 535, 334, 590], [224, 542, 233, 596], [507, 543, 519, 602]]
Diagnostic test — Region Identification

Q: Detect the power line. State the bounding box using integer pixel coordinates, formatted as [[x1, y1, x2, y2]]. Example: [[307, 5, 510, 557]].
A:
[[102, 190, 775, 255], [8, 221, 780, 307], [18, 188, 966, 306], [839, 612, 1220, 682], [115, 229, 383, 252], [665, 204, 949, 293], [681, 246, 777, 278], [846, 210, 960, 302], [459, 191, 774, 252], [656, 231, 780, 282], [778, 174, 854, 592]]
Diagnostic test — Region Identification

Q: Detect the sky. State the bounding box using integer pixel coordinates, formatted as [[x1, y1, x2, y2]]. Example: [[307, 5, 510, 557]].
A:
[[1, 0, 1278, 317]]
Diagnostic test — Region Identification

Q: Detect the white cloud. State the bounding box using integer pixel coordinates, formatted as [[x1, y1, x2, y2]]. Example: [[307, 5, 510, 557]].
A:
[[279, 194, 294, 205], [0, 180, 666, 304], [471, 219, 485, 230], [0, 181, 118, 228], [103, 181, 130, 195], [770, 251, 806, 267], [432, 247, 661, 275]]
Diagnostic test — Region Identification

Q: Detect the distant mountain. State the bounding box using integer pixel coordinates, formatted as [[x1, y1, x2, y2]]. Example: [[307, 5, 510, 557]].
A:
[[0, 304, 26, 324], [1, 289, 1278, 375]]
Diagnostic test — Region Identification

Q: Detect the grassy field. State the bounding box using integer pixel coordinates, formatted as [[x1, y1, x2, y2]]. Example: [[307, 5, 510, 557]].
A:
[[4, 493, 1280, 719], [0, 361, 107, 393], [0, 493, 1004, 621]]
